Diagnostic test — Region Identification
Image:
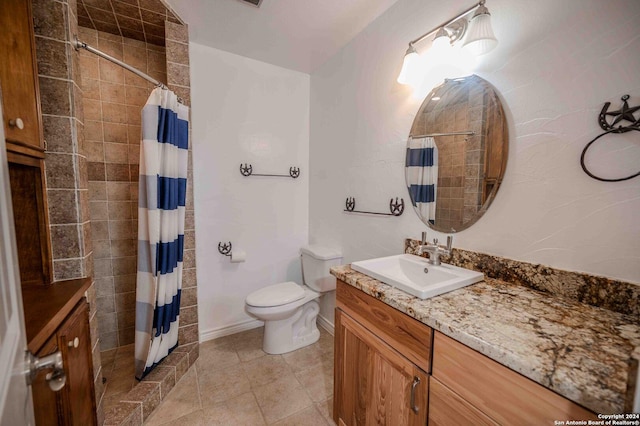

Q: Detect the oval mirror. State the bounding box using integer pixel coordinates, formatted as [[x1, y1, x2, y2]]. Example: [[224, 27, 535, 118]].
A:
[[406, 74, 508, 233]]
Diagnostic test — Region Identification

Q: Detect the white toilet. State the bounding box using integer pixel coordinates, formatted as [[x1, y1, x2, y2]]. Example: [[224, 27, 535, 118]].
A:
[[245, 245, 342, 354]]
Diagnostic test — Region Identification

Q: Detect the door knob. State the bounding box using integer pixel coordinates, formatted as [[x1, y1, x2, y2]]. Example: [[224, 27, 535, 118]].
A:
[[25, 350, 67, 392], [9, 118, 24, 129], [68, 337, 79, 348]]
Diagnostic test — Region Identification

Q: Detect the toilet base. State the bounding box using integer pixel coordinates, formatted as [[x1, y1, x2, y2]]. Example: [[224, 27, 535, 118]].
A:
[[263, 300, 320, 354]]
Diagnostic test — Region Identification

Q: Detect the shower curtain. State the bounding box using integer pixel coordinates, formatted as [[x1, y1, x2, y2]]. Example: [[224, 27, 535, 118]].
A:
[[134, 87, 189, 379], [406, 136, 438, 223]]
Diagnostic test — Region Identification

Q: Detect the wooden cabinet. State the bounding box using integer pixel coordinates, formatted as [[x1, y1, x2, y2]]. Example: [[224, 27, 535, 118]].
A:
[[8, 160, 51, 286], [0, 0, 44, 156], [430, 332, 596, 424], [1, 0, 52, 286], [429, 377, 497, 426], [30, 299, 97, 426], [334, 280, 598, 426], [335, 309, 429, 426], [334, 281, 431, 425]]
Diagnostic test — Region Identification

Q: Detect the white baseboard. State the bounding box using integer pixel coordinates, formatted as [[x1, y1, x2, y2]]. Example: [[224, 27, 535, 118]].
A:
[[317, 314, 334, 336], [199, 315, 334, 342], [199, 319, 264, 343]]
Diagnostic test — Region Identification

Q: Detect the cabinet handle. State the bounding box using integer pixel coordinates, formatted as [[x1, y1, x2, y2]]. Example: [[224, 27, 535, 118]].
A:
[[9, 118, 24, 130], [410, 376, 420, 414], [68, 337, 79, 348]]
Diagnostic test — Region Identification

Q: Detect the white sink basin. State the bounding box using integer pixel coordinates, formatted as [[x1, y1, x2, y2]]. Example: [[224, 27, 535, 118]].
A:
[[351, 254, 484, 299]]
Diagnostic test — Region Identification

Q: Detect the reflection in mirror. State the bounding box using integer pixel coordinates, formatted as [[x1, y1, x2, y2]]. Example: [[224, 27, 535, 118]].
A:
[[406, 75, 508, 233]]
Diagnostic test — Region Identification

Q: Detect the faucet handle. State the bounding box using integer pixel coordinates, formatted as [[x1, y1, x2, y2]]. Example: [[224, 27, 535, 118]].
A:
[[445, 235, 453, 251]]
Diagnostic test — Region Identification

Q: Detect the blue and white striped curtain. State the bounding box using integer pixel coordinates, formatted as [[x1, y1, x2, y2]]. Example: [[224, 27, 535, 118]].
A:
[[134, 87, 189, 379], [406, 136, 438, 223]]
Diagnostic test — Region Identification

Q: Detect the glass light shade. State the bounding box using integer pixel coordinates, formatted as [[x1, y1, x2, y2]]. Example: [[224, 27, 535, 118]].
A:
[[462, 12, 497, 56], [397, 46, 422, 85]]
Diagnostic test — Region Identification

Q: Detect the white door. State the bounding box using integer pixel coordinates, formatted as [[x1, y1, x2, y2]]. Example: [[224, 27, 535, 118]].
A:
[[0, 101, 35, 425]]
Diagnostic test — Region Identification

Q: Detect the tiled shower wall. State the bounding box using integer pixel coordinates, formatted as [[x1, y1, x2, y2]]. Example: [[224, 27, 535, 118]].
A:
[[165, 21, 199, 348], [31, 0, 104, 422], [80, 22, 198, 352], [79, 27, 166, 350]]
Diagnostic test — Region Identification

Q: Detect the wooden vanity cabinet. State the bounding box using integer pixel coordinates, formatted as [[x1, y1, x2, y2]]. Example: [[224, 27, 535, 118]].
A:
[[0, 0, 44, 156], [30, 299, 97, 426], [430, 332, 596, 425], [335, 279, 598, 426], [334, 280, 432, 425]]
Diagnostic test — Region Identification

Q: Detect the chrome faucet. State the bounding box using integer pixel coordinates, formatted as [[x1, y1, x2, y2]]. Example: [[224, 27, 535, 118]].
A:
[[417, 232, 453, 266]]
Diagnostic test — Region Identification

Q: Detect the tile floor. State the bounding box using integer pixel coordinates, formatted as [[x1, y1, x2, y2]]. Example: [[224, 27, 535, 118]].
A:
[[101, 344, 137, 412], [133, 327, 336, 425]]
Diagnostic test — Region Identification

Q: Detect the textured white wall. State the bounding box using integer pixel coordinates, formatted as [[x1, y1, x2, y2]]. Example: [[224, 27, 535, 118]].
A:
[[191, 43, 310, 339], [310, 0, 640, 326]]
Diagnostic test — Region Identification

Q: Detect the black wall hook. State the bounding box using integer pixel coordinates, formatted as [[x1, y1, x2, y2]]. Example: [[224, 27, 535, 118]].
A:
[[218, 242, 232, 256], [344, 197, 404, 216], [581, 94, 640, 182], [240, 163, 300, 178]]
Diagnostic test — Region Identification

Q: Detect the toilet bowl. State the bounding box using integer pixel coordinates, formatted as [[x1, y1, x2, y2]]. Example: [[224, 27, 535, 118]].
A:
[[245, 245, 342, 355]]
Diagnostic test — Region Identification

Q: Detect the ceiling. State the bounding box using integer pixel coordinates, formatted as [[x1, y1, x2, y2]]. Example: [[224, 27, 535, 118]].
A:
[[165, 0, 400, 73], [77, 0, 183, 46]]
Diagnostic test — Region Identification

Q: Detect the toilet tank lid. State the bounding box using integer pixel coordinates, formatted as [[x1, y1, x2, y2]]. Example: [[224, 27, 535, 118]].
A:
[[300, 245, 342, 260]]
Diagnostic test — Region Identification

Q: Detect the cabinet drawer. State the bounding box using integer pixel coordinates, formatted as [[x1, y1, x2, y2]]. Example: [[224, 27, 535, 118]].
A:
[[336, 280, 432, 372], [429, 377, 497, 426], [432, 332, 596, 424]]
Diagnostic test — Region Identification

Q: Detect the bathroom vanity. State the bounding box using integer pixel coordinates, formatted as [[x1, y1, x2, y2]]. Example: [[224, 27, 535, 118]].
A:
[[332, 265, 640, 425]]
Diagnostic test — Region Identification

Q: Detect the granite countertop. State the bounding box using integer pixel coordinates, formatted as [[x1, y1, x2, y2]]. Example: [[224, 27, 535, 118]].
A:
[[331, 264, 640, 414]]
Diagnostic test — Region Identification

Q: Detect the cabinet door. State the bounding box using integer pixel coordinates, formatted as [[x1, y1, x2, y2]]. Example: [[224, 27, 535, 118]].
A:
[[334, 309, 428, 426], [57, 301, 97, 426], [0, 0, 43, 155], [31, 336, 63, 426]]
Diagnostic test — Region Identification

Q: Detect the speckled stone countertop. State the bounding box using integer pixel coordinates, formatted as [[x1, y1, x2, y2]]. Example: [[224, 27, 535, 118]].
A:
[[331, 264, 640, 414]]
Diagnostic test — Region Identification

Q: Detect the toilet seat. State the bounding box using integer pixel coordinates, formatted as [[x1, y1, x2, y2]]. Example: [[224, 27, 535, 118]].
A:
[[246, 281, 305, 307]]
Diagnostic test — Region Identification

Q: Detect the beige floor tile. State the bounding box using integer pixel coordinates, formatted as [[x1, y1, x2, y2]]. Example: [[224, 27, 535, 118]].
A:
[[201, 392, 266, 426], [144, 367, 201, 426], [317, 329, 334, 354], [295, 361, 333, 403], [234, 329, 267, 362], [271, 405, 329, 426], [101, 348, 118, 366], [315, 398, 335, 426], [282, 343, 328, 373], [253, 374, 313, 424], [196, 339, 240, 372], [198, 362, 251, 406], [158, 409, 205, 426], [241, 354, 296, 388]]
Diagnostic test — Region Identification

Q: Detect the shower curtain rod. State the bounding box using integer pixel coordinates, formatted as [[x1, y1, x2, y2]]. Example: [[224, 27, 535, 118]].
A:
[[74, 37, 183, 103], [412, 131, 475, 138], [74, 37, 166, 88]]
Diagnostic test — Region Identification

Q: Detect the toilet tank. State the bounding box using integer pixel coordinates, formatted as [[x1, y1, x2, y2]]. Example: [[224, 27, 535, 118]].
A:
[[300, 245, 343, 292]]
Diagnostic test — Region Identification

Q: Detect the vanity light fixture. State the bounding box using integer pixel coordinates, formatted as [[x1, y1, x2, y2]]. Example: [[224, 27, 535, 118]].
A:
[[397, 0, 497, 87]]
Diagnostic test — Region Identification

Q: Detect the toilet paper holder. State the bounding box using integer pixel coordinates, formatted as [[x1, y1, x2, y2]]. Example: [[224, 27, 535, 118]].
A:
[[218, 242, 232, 256]]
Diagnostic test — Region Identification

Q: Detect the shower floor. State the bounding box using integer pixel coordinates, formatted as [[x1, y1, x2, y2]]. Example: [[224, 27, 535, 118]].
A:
[[100, 344, 137, 414]]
